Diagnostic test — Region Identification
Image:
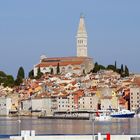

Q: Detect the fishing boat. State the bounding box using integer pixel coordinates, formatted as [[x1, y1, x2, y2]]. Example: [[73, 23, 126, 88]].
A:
[[110, 109, 135, 118]]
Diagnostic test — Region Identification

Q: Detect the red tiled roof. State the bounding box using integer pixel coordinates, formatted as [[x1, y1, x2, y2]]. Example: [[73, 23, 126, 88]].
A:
[[42, 56, 92, 61], [36, 61, 84, 67], [133, 77, 140, 86]]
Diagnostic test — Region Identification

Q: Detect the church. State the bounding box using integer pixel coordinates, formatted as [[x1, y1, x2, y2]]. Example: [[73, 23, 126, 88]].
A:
[[34, 16, 94, 76]]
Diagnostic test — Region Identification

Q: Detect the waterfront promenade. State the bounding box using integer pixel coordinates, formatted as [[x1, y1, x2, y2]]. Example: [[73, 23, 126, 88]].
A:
[[10, 135, 140, 140]]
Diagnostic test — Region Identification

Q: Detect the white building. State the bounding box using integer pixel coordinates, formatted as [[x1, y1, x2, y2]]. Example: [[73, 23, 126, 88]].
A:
[[21, 98, 57, 116], [57, 96, 68, 111], [0, 97, 12, 116], [130, 86, 140, 111]]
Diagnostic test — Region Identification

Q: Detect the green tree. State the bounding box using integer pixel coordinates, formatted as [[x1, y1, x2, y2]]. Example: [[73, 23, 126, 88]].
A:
[[121, 64, 124, 73], [28, 69, 34, 79], [36, 67, 43, 79], [15, 77, 23, 86], [106, 65, 116, 71], [124, 65, 129, 77], [92, 62, 106, 73], [115, 61, 117, 70], [98, 65, 105, 70], [92, 62, 100, 73], [3, 75, 15, 87], [120, 64, 125, 77], [50, 68, 54, 74], [17, 67, 25, 79], [56, 63, 60, 74], [0, 71, 6, 78], [15, 66, 25, 86]]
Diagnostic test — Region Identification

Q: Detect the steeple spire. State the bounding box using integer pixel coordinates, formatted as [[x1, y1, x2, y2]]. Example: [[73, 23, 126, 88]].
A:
[[76, 15, 88, 57], [77, 15, 87, 36]]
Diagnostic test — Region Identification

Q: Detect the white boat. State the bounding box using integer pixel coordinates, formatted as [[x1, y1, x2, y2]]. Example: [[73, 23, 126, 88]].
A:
[[110, 109, 135, 118], [95, 113, 111, 121]]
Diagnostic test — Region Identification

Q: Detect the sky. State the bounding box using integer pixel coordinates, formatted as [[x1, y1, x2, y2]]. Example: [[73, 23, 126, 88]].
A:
[[0, 0, 140, 77]]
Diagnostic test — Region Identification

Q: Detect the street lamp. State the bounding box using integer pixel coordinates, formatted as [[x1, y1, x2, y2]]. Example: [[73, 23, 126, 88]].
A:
[[89, 113, 95, 140]]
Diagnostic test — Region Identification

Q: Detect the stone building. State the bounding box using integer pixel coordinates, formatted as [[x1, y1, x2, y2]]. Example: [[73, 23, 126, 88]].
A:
[[34, 16, 94, 76]]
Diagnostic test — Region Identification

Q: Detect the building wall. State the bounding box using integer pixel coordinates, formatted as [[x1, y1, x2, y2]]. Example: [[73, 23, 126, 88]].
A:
[[21, 98, 55, 116], [21, 99, 31, 111], [34, 58, 94, 77], [111, 96, 119, 109], [79, 95, 99, 111], [0, 97, 12, 116], [130, 87, 140, 111], [67, 94, 75, 111], [57, 97, 68, 111], [100, 99, 111, 110]]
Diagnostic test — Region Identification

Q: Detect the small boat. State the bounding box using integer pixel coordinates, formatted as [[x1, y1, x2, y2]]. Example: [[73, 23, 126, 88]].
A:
[[95, 111, 111, 121], [95, 113, 111, 121], [110, 109, 135, 118]]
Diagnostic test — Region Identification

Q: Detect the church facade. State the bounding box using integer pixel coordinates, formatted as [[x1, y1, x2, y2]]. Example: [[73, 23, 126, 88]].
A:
[[34, 16, 94, 76]]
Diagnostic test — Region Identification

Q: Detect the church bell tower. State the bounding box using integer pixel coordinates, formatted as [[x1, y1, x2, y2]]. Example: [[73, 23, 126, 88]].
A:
[[76, 15, 88, 57]]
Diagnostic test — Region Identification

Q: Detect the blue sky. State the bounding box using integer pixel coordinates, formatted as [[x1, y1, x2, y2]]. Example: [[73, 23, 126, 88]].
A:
[[0, 0, 140, 77]]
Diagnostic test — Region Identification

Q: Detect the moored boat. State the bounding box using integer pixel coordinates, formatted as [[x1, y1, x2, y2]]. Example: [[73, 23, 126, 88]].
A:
[[95, 113, 111, 121], [110, 109, 135, 118], [95, 111, 111, 121]]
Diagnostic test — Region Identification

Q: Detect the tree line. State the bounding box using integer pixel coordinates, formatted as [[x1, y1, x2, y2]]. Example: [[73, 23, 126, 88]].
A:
[[92, 61, 129, 77], [0, 61, 129, 87], [0, 67, 25, 87]]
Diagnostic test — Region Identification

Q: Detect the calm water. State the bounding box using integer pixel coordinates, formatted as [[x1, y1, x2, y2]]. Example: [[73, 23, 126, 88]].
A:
[[0, 117, 139, 135]]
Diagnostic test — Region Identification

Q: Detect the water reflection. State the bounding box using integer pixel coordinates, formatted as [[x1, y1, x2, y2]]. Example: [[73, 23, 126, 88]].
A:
[[0, 117, 139, 135]]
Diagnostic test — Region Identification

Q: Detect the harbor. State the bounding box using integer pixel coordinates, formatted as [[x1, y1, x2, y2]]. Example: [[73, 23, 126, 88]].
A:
[[0, 116, 139, 136]]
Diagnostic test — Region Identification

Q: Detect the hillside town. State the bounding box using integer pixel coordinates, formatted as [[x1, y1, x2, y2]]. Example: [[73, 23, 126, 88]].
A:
[[0, 69, 140, 116], [0, 15, 140, 117]]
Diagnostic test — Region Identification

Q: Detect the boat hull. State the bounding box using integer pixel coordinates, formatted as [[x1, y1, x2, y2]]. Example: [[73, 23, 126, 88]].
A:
[[110, 113, 135, 118]]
